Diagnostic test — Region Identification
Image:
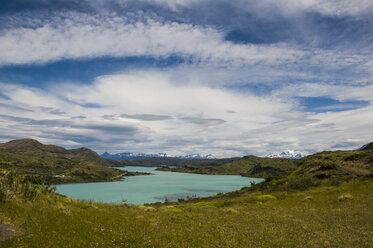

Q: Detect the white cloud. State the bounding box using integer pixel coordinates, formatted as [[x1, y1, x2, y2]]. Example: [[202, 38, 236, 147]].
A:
[[0, 12, 302, 66], [0, 69, 290, 156], [1, 69, 373, 156], [277, 0, 373, 17], [1, 10, 372, 88], [151, 0, 373, 17]]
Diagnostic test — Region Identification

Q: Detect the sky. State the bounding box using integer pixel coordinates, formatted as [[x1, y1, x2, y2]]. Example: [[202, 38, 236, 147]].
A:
[[0, 0, 373, 157]]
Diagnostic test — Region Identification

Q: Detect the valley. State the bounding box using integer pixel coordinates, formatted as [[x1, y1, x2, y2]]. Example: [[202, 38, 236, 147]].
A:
[[0, 139, 372, 247]]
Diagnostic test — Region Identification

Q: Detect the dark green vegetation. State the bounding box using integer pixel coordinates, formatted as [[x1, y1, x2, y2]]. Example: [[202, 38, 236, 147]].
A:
[[253, 149, 373, 192], [158, 146, 373, 183], [157, 155, 298, 178], [0, 140, 373, 247], [0, 139, 147, 184]]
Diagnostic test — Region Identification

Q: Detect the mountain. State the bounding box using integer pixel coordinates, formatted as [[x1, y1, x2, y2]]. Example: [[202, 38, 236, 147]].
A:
[[121, 157, 239, 167], [159, 146, 373, 185], [102, 151, 216, 160], [0, 138, 124, 183], [255, 148, 373, 191], [175, 154, 216, 159], [265, 150, 304, 159], [358, 142, 373, 151], [102, 152, 169, 160], [0, 138, 43, 149]]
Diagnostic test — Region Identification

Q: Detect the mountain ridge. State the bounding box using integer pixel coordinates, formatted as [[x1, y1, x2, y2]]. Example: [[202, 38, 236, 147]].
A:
[[102, 151, 216, 160], [359, 142, 373, 151], [0, 138, 125, 183], [265, 150, 305, 159]]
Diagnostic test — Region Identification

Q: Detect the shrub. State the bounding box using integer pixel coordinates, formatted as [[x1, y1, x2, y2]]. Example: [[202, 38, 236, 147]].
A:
[[257, 194, 277, 201], [138, 205, 156, 212], [338, 193, 353, 201], [0, 171, 18, 202], [288, 177, 319, 190], [368, 154, 373, 164], [0, 171, 55, 202], [344, 153, 367, 161], [303, 196, 313, 201], [318, 162, 337, 171]]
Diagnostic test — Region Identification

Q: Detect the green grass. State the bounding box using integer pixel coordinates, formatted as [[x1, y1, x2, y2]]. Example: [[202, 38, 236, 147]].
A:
[[0, 180, 372, 247]]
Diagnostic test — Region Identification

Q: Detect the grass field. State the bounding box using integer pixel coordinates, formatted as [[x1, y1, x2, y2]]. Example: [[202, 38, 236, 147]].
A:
[[0, 179, 372, 247]]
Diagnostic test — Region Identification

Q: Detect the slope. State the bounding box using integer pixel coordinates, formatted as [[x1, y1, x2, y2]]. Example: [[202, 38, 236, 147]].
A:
[[157, 155, 298, 178], [0, 139, 125, 183]]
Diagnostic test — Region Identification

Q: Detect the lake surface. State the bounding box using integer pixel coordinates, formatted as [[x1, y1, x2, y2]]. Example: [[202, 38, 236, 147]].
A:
[[55, 166, 264, 205]]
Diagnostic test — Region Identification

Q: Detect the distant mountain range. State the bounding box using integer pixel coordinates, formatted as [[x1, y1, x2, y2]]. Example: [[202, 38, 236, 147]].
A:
[[265, 150, 304, 159], [101, 152, 216, 161]]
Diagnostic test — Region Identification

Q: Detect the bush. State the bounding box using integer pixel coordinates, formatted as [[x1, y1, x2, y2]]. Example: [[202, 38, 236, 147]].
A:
[[257, 194, 276, 201], [368, 154, 373, 164], [288, 177, 319, 190], [0, 171, 18, 202], [344, 153, 367, 161], [0, 171, 55, 202], [338, 193, 353, 201], [303, 196, 313, 201], [318, 162, 337, 171]]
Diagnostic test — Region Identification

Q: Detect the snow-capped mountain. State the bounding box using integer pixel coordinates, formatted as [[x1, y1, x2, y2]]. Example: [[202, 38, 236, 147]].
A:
[[101, 152, 216, 160], [101, 152, 168, 160], [175, 154, 216, 159], [265, 150, 304, 159]]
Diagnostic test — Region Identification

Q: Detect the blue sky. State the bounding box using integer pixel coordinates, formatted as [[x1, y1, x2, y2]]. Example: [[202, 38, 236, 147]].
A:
[[0, 0, 373, 157]]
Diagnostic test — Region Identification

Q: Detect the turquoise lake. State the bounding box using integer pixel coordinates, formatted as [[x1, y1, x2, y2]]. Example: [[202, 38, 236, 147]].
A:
[[55, 166, 264, 205]]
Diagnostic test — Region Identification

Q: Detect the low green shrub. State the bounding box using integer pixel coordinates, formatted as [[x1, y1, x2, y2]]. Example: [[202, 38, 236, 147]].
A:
[[338, 193, 353, 201], [256, 194, 276, 201]]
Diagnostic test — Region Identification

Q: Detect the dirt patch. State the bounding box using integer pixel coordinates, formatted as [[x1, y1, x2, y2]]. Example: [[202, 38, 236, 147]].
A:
[[0, 222, 20, 242]]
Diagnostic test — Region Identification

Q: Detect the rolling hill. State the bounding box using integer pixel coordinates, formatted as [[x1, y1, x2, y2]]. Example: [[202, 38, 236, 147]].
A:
[[157, 155, 298, 178], [0, 138, 128, 183]]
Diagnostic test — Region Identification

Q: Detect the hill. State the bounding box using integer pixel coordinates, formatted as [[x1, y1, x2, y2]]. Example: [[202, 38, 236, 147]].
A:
[[359, 141, 373, 150], [157, 155, 298, 178], [253, 149, 373, 191], [0, 139, 131, 183]]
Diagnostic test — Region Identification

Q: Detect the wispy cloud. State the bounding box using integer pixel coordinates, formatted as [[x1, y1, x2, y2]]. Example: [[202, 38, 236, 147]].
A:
[[0, 12, 302, 67], [121, 114, 173, 121], [180, 117, 226, 127], [86, 0, 373, 17]]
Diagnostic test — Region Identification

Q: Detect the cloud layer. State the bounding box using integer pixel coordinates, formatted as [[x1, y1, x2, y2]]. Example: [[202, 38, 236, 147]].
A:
[[0, 12, 302, 67], [0, 0, 373, 156], [1, 69, 373, 156]]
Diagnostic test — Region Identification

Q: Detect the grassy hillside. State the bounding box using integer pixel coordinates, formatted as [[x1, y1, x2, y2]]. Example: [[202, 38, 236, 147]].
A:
[[0, 167, 372, 247], [0, 139, 142, 184], [157, 147, 373, 183], [157, 155, 298, 178], [253, 149, 373, 192]]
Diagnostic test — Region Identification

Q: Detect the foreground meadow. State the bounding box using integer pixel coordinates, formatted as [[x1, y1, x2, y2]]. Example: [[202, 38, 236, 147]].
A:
[[1, 180, 372, 248]]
